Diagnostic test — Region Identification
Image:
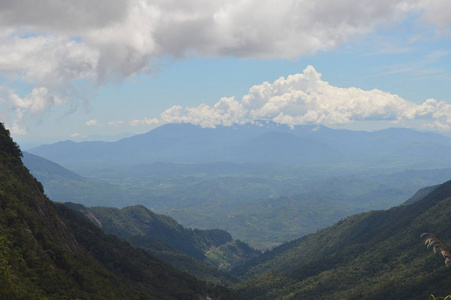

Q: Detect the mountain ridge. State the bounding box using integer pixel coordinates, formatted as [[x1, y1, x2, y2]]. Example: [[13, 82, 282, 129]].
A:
[[28, 122, 451, 171], [64, 203, 261, 271]]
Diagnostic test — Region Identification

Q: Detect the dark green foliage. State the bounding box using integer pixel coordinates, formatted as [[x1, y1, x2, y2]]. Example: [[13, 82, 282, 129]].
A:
[[0, 122, 242, 299], [82, 205, 237, 259], [0, 123, 22, 159], [55, 203, 245, 299], [234, 180, 451, 299], [67, 204, 260, 283]]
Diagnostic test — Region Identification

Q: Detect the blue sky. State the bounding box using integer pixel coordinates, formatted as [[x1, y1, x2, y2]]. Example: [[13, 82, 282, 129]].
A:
[[0, 1, 450, 148]]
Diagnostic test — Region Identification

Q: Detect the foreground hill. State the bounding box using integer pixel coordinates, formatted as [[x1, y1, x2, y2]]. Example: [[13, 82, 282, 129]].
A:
[[0, 122, 241, 299], [233, 181, 451, 299], [65, 203, 260, 282]]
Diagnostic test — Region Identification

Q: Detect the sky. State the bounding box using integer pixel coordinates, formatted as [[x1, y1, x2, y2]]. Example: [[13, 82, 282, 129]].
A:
[[0, 0, 451, 149]]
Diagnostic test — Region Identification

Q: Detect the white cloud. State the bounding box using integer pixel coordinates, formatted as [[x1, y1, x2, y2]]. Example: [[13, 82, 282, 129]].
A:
[[157, 97, 246, 128], [130, 117, 160, 126], [85, 119, 98, 126], [156, 65, 451, 130], [1, 0, 451, 133], [0, 85, 65, 134], [71, 133, 80, 138]]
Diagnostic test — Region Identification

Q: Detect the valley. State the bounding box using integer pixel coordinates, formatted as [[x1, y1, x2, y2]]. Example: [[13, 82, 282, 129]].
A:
[[24, 123, 451, 248], [4, 121, 451, 299]]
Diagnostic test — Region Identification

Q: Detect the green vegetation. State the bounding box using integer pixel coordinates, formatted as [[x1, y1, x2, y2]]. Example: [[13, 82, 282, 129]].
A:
[[205, 240, 260, 271], [0, 122, 242, 299], [65, 203, 260, 284], [231, 180, 451, 299], [422, 233, 451, 267], [422, 234, 451, 300]]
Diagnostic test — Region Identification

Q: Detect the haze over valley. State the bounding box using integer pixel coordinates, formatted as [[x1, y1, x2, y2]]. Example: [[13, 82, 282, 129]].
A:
[[24, 122, 451, 249]]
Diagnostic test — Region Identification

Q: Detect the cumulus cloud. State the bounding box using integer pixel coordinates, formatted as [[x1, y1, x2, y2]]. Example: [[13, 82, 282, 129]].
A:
[[151, 66, 451, 130], [0, 85, 65, 135], [0, 0, 450, 133]]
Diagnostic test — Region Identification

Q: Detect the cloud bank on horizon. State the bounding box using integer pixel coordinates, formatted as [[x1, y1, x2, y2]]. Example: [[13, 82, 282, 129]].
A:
[[0, 0, 450, 134], [133, 65, 451, 130]]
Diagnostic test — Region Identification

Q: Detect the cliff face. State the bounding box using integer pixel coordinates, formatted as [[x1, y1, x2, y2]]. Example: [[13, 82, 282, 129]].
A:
[[0, 123, 241, 300]]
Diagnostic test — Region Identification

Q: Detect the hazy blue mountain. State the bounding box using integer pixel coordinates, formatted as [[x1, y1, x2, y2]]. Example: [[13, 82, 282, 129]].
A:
[[23, 152, 135, 207], [22, 152, 84, 184], [28, 122, 451, 172]]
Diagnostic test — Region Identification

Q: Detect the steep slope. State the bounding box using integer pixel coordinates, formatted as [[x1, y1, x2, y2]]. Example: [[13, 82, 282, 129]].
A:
[[233, 180, 451, 299], [0, 122, 241, 299], [66, 204, 260, 273]]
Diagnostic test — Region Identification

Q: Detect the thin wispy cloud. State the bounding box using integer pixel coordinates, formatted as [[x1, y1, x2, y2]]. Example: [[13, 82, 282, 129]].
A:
[[85, 119, 99, 126], [107, 121, 124, 127]]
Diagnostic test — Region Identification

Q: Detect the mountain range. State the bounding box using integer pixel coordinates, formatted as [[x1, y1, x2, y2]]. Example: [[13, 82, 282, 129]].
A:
[[28, 122, 451, 172]]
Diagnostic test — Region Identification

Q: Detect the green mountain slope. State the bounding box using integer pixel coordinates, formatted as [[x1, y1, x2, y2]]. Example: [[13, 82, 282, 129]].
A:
[[65, 204, 260, 277], [233, 180, 451, 299], [0, 122, 241, 299]]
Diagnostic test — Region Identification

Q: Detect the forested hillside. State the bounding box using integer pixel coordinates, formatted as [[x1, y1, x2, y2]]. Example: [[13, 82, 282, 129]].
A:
[[233, 181, 451, 299], [65, 203, 260, 283], [0, 122, 241, 299]]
